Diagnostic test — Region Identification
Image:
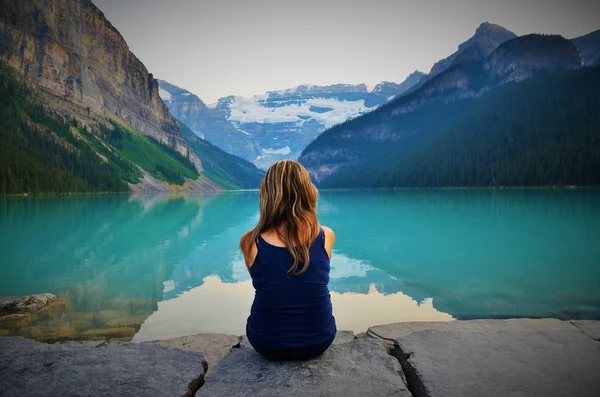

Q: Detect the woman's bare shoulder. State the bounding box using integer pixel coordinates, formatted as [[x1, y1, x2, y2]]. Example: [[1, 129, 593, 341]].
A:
[[320, 225, 336, 241], [239, 230, 250, 247], [240, 230, 258, 268]]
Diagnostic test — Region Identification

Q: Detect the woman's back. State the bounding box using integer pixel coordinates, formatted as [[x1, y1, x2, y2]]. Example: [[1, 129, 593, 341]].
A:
[[240, 159, 336, 360], [247, 227, 336, 350]]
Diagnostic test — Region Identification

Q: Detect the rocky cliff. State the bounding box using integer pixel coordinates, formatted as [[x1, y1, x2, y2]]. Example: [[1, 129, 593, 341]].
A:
[[0, 0, 201, 172]]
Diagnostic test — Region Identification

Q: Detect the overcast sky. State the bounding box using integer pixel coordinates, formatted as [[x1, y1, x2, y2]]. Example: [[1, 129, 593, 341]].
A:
[[94, 0, 600, 103]]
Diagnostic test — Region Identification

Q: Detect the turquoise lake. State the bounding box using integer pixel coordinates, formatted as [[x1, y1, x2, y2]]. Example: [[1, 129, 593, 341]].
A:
[[1, 190, 599, 342]]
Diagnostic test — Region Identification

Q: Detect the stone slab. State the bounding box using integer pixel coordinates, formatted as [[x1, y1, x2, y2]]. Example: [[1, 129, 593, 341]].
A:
[[331, 330, 355, 345], [571, 320, 600, 341], [0, 336, 206, 397], [370, 319, 600, 397], [199, 338, 411, 397], [153, 333, 241, 373], [239, 329, 357, 350]]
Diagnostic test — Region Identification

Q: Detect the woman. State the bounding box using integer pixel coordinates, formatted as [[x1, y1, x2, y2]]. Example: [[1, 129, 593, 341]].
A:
[[240, 160, 337, 361]]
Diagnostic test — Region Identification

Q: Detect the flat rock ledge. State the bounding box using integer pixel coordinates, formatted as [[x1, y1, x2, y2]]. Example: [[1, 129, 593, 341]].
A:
[[1, 319, 599, 396], [570, 320, 600, 341], [0, 337, 206, 397], [153, 333, 242, 374], [199, 337, 411, 397], [368, 319, 600, 397]]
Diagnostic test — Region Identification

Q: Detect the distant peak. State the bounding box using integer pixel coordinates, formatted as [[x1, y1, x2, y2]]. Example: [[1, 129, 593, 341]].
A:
[[409, 70, 426, 77], [475, 22, 512, 36]]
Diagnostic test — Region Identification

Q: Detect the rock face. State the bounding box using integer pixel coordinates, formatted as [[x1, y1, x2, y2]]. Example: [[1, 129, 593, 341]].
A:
[[0, 0, 201, 172], [159, 72, 425, 169], [368, 319, 600, 397], [199, 337, 411, 397], [0, 337, 207, 397]]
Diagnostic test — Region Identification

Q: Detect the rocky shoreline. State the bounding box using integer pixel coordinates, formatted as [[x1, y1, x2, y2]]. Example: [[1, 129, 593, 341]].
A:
[[1, 318, 599, 396], [1, 295, 599, 396]]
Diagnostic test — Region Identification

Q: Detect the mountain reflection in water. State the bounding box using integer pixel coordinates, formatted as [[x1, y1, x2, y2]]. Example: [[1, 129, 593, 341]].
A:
[[1, 190, 598, 341]]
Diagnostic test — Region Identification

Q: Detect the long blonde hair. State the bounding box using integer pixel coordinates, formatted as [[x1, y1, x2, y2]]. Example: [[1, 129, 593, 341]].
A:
[[240, 160, 320, 277]]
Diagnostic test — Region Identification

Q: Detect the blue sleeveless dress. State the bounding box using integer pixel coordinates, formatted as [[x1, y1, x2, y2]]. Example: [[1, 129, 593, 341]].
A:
[[246, 227, 337, 361]]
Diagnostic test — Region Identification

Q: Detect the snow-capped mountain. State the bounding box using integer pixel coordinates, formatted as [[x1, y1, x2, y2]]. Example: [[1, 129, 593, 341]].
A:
[[159, 72, 425, 169]]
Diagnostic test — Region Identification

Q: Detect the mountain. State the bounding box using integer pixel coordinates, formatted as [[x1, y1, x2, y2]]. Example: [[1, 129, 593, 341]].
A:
[[0, 0, 261, 193], [299, 33, 585, 185], [430, 22, 518, 77], [572, 29, 600, 66], [370, 71, 426, 101], [158, 79, 261, 166], [314, 67, 600, 188], [178, 123, 265, 190], [159, 72, 425, 169], [405, 22, 517, 96]]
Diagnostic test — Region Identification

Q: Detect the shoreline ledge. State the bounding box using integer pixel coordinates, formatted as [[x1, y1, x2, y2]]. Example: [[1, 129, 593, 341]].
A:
[[0, 319, 598, 396]]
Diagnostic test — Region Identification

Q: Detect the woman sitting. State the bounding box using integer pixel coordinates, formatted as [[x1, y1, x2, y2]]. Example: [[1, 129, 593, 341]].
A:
[[240, 160, 337, 361]]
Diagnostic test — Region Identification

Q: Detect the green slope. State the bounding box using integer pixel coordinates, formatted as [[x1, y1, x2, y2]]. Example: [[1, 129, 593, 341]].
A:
[[179, 122, 264, 189], [0, 63, 200, 194], [0, 64, 129, 194], [316, 67, 600, 188], [97, 120, 198, 185]]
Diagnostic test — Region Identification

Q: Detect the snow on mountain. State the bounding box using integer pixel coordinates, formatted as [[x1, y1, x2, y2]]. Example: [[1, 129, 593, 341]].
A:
[[159, 73, 425, 169], [227, 96, 369, 128], [262, 146, 292, 155]]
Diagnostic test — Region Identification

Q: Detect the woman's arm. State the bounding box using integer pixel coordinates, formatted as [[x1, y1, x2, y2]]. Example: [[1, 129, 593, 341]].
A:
[[240, 232, 258, 270], [321, 226, 336, 260]]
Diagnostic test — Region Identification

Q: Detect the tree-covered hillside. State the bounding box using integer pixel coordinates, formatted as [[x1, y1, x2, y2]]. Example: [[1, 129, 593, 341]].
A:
[[179, 123, 264, 189], [0, 62, 265, 194], [316, 67, 600, 188], [0, 63, 202, 194], [0, 64, 130, 194]]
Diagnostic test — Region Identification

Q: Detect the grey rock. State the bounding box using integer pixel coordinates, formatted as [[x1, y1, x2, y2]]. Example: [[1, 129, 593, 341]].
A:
[[0, 294, 58, 314], [368, 320, 469, 341], [199, 338, 410, 397], [238, 335, 252, 348], [370, 319, 600, 397], [571, 320, 600, 341], [331, 330, 355, 345], [0, 336, 206, 397], [153, 333, 241, 373], [240, 330, 356, 350]]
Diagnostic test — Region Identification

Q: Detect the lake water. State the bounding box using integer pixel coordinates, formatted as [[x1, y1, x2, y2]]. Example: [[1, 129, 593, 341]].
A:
[[1, 190, 599, 342]]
